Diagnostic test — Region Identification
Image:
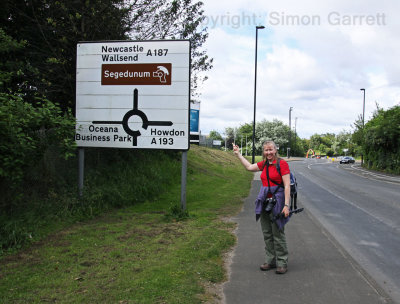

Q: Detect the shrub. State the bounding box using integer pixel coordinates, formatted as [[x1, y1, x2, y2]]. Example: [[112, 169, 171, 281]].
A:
[[362, 105, 400, 173], [0, 93, 76, 208]]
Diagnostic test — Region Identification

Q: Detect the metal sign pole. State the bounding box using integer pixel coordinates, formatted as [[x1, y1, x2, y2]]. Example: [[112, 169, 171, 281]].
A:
[[78, 148, 85, 197], [180, 151, 187, 210]]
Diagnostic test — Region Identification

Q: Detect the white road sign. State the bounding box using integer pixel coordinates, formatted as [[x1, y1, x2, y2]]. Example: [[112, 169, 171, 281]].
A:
[[75, 40, 190, 150]]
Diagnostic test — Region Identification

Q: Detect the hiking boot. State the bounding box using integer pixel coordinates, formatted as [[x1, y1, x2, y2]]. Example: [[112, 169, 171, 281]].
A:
[[260, 263, 276, 271], [275, 266, 288, 274]]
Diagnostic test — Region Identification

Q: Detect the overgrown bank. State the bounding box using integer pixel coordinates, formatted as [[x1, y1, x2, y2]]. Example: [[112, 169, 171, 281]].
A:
[[0, 145, 253, 303], [0, 146, 182, 254]]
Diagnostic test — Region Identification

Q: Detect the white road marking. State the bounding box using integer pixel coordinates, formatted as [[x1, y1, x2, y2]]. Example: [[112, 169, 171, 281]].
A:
[[350, 165, 400, 181]]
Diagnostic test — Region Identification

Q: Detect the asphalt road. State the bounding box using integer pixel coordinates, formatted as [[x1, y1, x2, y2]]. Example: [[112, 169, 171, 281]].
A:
[[291, 158, 400, 303]]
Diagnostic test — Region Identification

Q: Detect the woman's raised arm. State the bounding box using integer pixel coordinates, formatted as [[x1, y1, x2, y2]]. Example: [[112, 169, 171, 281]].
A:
[[233, 144, 260, 172]]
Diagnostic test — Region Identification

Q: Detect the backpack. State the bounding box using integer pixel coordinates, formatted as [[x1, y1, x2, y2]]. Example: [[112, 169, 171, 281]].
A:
[[278, 160, 298, 210]]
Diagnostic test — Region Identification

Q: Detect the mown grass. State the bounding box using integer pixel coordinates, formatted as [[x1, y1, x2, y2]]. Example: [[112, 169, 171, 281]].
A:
[[0, 146, 253, 303]]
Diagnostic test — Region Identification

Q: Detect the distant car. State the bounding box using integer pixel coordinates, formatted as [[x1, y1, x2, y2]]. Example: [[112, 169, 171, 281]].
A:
[[340, 156, 355, 164]]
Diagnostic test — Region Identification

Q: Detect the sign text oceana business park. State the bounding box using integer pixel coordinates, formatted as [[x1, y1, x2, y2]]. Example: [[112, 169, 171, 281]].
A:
[[75, 40, 190, 150]]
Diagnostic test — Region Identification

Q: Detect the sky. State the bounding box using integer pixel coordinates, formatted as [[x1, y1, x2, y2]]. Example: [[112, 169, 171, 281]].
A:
[[196, 0, 400, 139]]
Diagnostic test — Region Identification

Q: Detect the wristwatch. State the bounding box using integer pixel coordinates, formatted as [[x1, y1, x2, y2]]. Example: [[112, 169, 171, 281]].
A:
[[284, 204, 290, 208]]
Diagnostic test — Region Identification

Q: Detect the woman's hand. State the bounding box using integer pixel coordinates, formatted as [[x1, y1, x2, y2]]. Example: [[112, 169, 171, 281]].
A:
[[283, 205, 290, 217], [232, 144, 240, 155], [232, 144, 259, 171]]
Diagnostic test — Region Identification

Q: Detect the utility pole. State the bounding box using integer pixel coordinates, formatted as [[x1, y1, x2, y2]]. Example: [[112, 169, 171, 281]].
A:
[[288, 107, 293, 158], [360, 88, 365, 166]]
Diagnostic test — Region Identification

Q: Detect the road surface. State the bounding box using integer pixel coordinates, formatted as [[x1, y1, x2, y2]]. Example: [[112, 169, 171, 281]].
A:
[[292, 158, 400, 303]]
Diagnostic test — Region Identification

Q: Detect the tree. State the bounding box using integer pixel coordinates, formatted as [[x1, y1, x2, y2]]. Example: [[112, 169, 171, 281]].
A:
[[237, 123, 253, 155], [238, 122, 253, 138], [224, 127, 236, 150], [352, 114, 364, 158], [361, 105, 400, 173], [318, 143, 327, 154], [208, 130, 223, 141], [130, 0, 213, 98], [0, 28, 37, 93], [0, 25, 76, 208], [2, 0, 212, 109], [255, 119, 289, 155], [1, 0, 133, 110], [309, 134, 322, 150], [309, 133, 336, 154], [335, 131, 353, 156]]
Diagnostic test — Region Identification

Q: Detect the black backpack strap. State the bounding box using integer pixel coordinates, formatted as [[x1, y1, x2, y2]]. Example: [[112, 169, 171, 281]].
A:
[[269, 159, 284, 188], [261, 160, 267, 172], [265, 162, 283, 195], [276, 158, 281, 177]]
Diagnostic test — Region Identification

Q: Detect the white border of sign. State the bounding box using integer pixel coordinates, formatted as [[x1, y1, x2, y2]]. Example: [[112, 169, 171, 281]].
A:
[[75, 40, 190, 150]]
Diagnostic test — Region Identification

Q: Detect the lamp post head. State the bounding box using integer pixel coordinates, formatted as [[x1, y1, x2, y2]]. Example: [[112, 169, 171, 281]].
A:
[[360, 88, 365, 91], [256, 25, 265, 30]]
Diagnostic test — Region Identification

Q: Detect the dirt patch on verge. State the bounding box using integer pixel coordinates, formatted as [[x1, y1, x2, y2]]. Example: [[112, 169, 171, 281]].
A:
[[202, 217, 238, 304]]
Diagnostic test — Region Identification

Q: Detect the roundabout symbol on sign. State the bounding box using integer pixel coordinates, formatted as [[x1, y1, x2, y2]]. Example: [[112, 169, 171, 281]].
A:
[[92, 89, 173, 146]]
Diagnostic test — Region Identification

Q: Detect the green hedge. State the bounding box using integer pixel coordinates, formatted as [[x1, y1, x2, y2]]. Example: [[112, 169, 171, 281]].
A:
[[363, 105, 400, 174]]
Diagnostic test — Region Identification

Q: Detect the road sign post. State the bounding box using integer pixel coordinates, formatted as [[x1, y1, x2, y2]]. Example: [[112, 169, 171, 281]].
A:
[[181, 151, 187, 210], [78, 148, 84, 198]]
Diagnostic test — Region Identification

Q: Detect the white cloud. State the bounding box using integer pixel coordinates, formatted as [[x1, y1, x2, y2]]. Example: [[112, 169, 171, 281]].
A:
[[197, 0, 400, 138]]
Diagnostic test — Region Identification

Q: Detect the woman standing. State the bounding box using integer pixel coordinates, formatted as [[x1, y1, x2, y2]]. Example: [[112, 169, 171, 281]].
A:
[[233, 141, 291, 274]]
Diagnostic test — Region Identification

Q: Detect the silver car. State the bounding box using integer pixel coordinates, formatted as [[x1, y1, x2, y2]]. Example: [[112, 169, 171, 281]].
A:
[[340, 156, 355, 164]]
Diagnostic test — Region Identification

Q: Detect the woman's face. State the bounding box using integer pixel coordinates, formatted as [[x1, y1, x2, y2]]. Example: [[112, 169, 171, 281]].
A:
[[263, 143, 276, 161]]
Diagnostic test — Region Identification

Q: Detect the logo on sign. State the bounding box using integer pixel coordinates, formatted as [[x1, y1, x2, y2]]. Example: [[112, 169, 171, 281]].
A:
[[101, 63, 172, 85], [153, 66, 169, 83]]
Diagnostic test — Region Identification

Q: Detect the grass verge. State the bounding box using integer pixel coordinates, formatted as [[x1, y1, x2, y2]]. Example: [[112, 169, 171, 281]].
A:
[[0, 146, 253, 303], [0, 148, 182, 254]]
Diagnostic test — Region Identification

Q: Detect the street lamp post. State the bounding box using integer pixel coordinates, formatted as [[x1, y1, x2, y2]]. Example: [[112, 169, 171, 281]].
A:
[[294, 117, 297, 156], [287, 107, 293, 158], [252, 25, 265, 164], [360, 88, 365, 166]]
